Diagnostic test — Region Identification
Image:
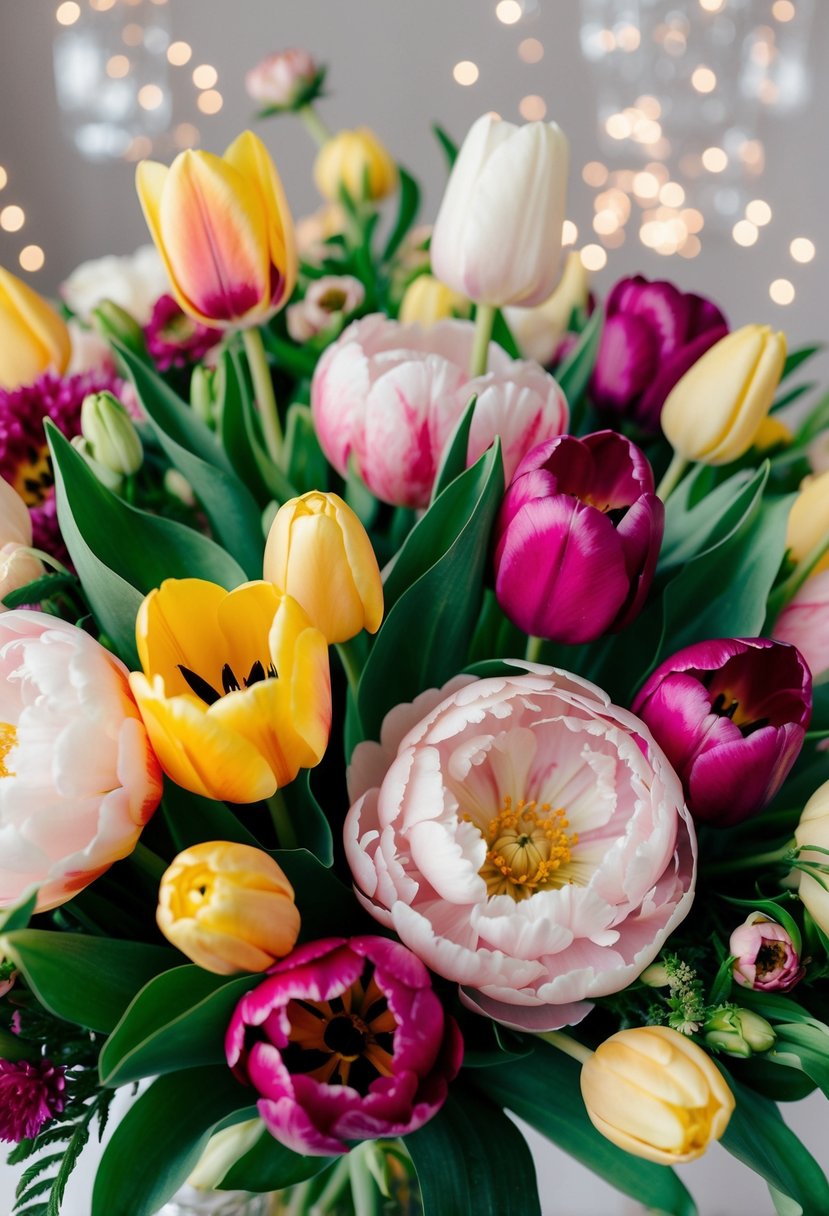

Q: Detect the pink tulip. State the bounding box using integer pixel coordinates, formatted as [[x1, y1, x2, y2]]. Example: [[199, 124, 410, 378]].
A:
[[311, 315, 568, 508], [225, 935, 462, 1156], [773, 570, 829, 680], [729, 913, 804, 992], [0, 611, 163, 911], [633, 638, 811, 827], [345, 666, 696, 1032], [245, 49, 321, 110], [493, 431, 663, 644]]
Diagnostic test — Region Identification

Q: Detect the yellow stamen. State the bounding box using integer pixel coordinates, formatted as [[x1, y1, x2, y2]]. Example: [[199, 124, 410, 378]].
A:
[[478, 794, 578, 901], [0, 723, 17, 778]]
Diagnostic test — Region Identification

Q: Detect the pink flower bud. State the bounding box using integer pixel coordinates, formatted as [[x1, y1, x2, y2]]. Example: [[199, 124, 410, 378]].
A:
[[773, 570, 829, 682], [729, 913, 805, 992], [245, 49, 320, 110]]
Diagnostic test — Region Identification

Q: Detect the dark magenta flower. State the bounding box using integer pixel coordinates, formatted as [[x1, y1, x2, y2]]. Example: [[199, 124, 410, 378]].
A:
[[633, 638, 811, 827], [225, 935, 463, 1156], [493, 431, 664, 644], [590, 276, 728, 432], [0, 1058, 66, 1143], [143, 293, 222, 372]]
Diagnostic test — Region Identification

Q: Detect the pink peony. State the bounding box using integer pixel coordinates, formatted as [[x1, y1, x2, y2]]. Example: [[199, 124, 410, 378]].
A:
[[0, 611, 163, 911], [730, 912, 805, 992], [0, 1058, 66, 1143], [311, 315, 568, 508], [225, 935, 462, 1156], [245, 49, 320, 110], [773, 570, 829, 681], [345, 665, 696, 1032]]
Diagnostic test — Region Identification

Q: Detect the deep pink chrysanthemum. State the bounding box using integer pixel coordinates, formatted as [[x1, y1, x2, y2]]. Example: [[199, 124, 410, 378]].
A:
[[0, 367, 120, 561], [144, 294, 222, 372], [0, 1058, 66, 1143]]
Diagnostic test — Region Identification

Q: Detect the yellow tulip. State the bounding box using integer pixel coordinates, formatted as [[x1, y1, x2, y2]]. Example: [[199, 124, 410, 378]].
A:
[[661, 324, 786, 466], [129, 579, 331, 803], [136, 130, 297, 329], [753, 414, 792, 453], [504, 251, 590, 365], [786, 469, 829, 574], [314, 128, 398, 204], [580, 1026, 735, 1164], [398, 275, 471, 328], [794, 779, 829, 932], [264, 491, 383, 644], [0, 266, 70, 390], [157, 841, 300, 975]]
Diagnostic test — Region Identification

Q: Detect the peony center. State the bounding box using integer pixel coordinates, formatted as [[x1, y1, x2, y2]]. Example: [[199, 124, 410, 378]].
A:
[[477, 795, 578, 901], [11, 446, 52, 507], [756, 941, 787, 978], [0, 723, 17, 778]]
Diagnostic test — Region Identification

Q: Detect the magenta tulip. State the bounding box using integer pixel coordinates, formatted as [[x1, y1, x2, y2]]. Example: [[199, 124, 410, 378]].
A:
[[225, 935, 462, 1156], [729, 913, 805, 993], [493, 431, 663, 644], [633, 638, 811, 827], [590, 276, 728, 432]]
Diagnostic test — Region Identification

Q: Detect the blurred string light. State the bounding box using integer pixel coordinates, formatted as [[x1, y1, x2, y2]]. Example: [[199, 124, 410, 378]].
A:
[[452, 60, 479, 86], [0, 165, 46, 276]]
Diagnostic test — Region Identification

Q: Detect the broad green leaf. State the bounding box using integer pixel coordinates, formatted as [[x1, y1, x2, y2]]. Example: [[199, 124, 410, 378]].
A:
[[731, 1053, 817, 1103], [471, 1040, 697, 1216], [2, 571, 78, 610], [225, 345, 298, 504], [261, 329, 318, 378], [277, 769, 334, 865], [430, 395, 477, 503], [160, 782, 265, 854], [557, 304, 603, 412], [737, 987, 829, 1033], [0, 890, 38, 933], [382, 166, 421, 262], [358, 443, 504, 740], [432, 123, 459, 169], [771, 1023, 829, 1098], [781, 344, 823, 382], [1, 930, 176, 1033], [92, 1067, 254, 1216], [48, 424, 247, 596], [720, 1073, 829, 1212], [792, 390, 829, 447], [407, 1089, 540, 1216], [99, 966, 257, 1086], [491, 309, 521, 359], [218, 1125, 333, 1192], [275, 850, 368, 941], [216, 349, 271, 506], [116, 344, 263, 579], [283, 402, 330, 495], [659, 465, 764, 570]]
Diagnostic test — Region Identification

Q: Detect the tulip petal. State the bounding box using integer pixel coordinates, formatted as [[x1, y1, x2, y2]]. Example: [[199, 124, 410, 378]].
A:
[[591, 314, 659, 412], [224, 130, 297, 309], [0, 268, 71, 389], [136, 579, 228, 700]]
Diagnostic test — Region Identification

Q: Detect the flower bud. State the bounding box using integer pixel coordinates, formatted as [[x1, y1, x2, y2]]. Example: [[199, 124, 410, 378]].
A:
[[157, 841, 300, 975], [0, 545, 44, 609], [580, 1026, 734, 1164], [286, 274, 365, 343], [0, 267, 71, 391], [188, 1119, 263, 1190], [81, 391, 143, 476], [703, 1007, 776, 1057], [639, 963, 671, 988], [504, 251, 592, 367], [661, 324, 786, 465], [91, 299, 148, 358], [431, 113, 569, 308], [794, 779, 829, 934], [245, 49, 322, 111], [314, 128, 398, 203], [774, 569, 829, 681], [398, 275, 471, 328], [70, 436, 124, 492], [730, 912, 804, 992], [264, 490, 383, 644], [190, 365, 220, 427], [633, 637, 811, 826], [754, 415, 792, 452], [786, 469, 829, 575]]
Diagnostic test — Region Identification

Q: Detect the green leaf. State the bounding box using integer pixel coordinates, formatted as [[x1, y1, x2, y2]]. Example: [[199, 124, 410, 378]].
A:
[[217, 1125, 333, 1192], [557, 304, 603, 412], [432, 123, 458, 169], [276, 850, 368, 941], [471, 1040, 697, 1216], [2, 572, 78, 610], [792, 389, 829, 448], [382, 166, 421, 262], [1, 930, 176, 1033], [407, 1089, 541, 1216], [0, 890, 38, 933], [99, 967, 258, 1086], [730, 1053, 817, 1103], [260, 329, 318, 378], [224, 345, 299, 504], [116, 343, 264, 579], [216, 350, 271, 506], [160, 781, 264, 854], [358, 443, 504, 739], [781, 344, 823, 382], [737, 987, 829, 1033], [720, 1072, 829, 1212], [48, 423, 246, 596], [659, 465, 765, 570], [92, 1067, 254, 1216], [283, 402, 330, 494], [277, 769, 334, 865], [491, 310, 521, 359], [430, 395, 477, 503], [719, 894, 802, 955], [771, 1023, 829, 1097]]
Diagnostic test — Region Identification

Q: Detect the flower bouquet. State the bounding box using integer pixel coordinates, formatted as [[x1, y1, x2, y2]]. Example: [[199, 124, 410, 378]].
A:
[[2, 48, 829, 1216]]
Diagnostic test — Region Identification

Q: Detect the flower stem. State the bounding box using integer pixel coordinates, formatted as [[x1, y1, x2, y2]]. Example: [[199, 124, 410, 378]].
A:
[[469, 303, 496, 377], [350, 1143, 382, 1216], [309, 1155, 353, 1215], [21, 547, 70, 575], [525, 635, 544, 664], [242, 326, 283, 466], [299, 104, 332, 148], [656, 451, 689, 502], [267, 790, 299, 850], [536, 1030, 593, 1065], [703, 841, 795, 877], [336, 637, 363, 700]]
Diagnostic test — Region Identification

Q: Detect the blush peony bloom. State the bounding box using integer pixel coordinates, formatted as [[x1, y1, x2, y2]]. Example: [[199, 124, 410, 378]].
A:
[[0, 611, 163, 911], [225, 935, 462, 1156], [245, 49, 321, 111], [345, 666, 696, 1032], [311, 315, 568, 508], [774, 570, 829, 681], [0, 1058, 66, 1143], [633, 638, 811, 827], [729, 912, 804, 993]]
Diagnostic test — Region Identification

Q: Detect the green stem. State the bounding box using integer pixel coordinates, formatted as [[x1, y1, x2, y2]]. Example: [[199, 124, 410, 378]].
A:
[[704, 841, 795, 877], [349, 1143, 382, 1216], [309, 1154, 353, 1215], [469, 303, 496, 377], [242, 326, 283, 466], [524, 635, 544, 664], [299, 103, 332, 148], [21, 547, 70, 575], [267, 790, 298, 850], [536, 1030, 593, 1065], [767, 529, 829, 625], [656, 451, 689, 502], [336, 637, 363, 700]]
